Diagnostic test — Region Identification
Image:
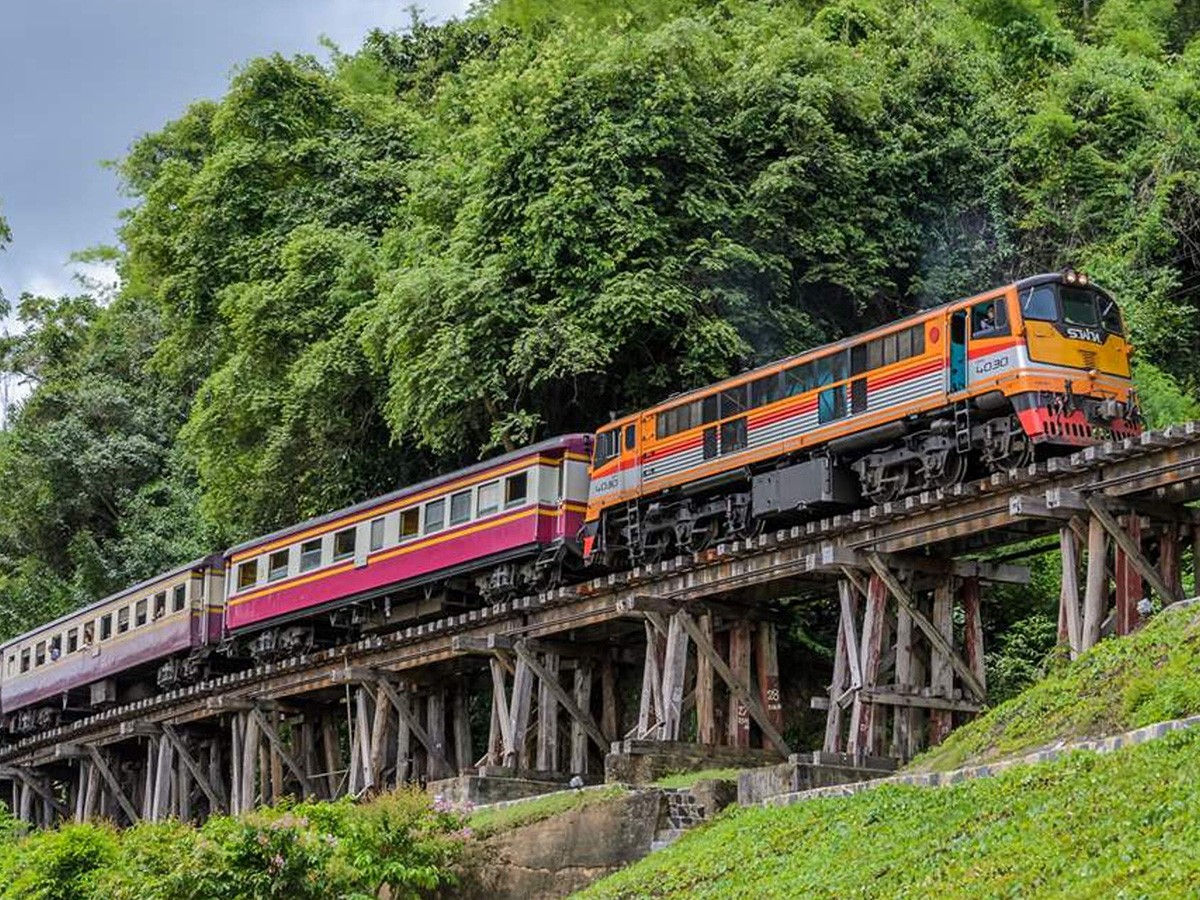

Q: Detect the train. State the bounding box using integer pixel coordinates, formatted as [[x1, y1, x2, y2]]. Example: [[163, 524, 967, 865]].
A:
[[0, 272, 1140, 737]]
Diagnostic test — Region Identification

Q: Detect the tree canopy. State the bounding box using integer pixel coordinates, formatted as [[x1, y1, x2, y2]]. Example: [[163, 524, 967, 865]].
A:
[[3, 0, 1200, 638]]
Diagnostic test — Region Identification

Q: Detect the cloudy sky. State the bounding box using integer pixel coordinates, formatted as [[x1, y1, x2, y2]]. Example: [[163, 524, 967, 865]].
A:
[[0, 0, 469, 305]]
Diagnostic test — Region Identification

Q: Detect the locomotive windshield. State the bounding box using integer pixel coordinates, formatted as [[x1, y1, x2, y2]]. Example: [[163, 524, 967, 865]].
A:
[[1020, 283, 1124, 336]]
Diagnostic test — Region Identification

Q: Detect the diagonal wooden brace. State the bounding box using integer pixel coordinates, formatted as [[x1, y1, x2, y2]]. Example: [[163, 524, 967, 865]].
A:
[[512, 642, 609, 753], [1085, 497, 1182, 605], [866, 552, 987, 702]]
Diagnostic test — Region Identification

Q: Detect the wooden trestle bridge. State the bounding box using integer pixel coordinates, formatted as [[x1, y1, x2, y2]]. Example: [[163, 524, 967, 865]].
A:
[[5, 422, 1200, 827]]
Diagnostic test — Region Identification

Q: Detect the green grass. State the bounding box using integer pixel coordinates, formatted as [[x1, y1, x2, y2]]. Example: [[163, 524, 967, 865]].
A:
[[909, 604, 1200, 772], [468, 785, 629, 837], [579, 727, 1200, 898], [651, 768, 743, 789]]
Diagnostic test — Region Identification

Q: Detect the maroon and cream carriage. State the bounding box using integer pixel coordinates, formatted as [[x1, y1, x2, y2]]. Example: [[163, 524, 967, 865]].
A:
[[0, 556, 225, 735]]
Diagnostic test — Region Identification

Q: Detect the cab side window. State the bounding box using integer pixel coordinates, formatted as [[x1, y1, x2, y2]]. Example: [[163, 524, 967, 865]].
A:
[[971, 299, 1010, 337]]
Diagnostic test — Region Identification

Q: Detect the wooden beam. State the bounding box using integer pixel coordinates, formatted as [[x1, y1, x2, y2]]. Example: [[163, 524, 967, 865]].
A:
[[513, 642, 609, 754], [536, 652, 560, 771], [859, 689, 982, 714], [673, 610, 791, 757], [508, 656, 535, 768], [85, 747, 139, 825], [161, 725, 226, 814], [1083, 513, 1107, 651], [374, 678, 451, 774], [251, 708, 314, 798], [660, 614, 690, 741], [1060, 525, 1082, 658], [570, 660, 594, 774], [728, 621, 752, 747], [849, 574, 886, 755], [1087, 497, 1181, 605], [696, 613, 716, 745], [489, 658, 513, 764], [867, 552, 987, 702]]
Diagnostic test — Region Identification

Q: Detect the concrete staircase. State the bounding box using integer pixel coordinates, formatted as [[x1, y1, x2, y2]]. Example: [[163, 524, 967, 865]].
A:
[[650, 789, 708, 851]]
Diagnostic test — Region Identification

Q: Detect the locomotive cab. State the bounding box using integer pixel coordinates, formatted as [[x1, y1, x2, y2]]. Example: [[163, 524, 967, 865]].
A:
[[1006, 272, 1139, 445]]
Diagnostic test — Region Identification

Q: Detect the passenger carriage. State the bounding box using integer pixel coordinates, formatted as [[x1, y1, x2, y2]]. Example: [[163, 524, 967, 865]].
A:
[[221, 434, 593, 660], [0, 556, 224, 735]]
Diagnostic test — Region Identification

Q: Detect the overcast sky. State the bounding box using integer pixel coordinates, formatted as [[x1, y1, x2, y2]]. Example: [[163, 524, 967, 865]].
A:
[[0, 0, 469, 305]]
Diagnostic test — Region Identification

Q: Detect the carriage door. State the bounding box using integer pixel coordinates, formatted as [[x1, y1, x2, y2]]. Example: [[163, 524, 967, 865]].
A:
[[949, 310, 967, 393]]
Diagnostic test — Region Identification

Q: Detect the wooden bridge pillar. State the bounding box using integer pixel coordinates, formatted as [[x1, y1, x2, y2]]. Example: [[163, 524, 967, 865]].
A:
[[823, 557, 988, 761]]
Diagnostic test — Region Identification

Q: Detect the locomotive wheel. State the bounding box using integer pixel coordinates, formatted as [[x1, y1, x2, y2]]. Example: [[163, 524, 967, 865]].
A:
[[866, 464, 910, 504], [934, 452, 969, 489]]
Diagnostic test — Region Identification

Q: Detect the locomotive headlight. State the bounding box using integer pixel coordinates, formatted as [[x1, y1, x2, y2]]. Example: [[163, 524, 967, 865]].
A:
[[1079, 273, 1089, 285]]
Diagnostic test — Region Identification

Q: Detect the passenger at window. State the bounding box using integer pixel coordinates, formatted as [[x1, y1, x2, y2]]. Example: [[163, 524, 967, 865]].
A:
[[974, 302, 998, 336]]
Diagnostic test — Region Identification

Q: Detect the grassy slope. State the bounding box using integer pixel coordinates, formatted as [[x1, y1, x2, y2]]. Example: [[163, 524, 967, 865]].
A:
[[579, 729, 1200, 898], [467, 786, 629, 837], [911, 604, 1200, 772], [579, 607, 1200, 898]]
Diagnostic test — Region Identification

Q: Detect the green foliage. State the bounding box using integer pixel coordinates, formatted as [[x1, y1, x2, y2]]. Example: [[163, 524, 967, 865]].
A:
[[912, 605, 1200, 772], [580, 728, 1200, 897], [0, 789, 465, 900]]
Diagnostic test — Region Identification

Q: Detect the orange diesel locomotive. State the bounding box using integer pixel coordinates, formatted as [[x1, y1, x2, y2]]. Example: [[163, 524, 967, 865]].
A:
[[581, 272, 1140, 565]]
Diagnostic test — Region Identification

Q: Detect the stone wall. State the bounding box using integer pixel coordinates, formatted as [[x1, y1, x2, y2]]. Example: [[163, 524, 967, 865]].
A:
[[737, 751, 897, 805], [457, 790, 664, 899], [605, 739, 780, 784]]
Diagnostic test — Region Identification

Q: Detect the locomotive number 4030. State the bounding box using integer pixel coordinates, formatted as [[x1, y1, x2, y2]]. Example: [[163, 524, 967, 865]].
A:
[[974, 355, 1010, 376]]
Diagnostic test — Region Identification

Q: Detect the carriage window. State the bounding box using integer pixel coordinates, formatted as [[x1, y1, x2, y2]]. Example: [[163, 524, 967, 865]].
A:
[[656, 399, 701, 439], [911, 324, 926, 355], [49, 635, 61, 661], [719, 383, 748, 419], [173, 584, 187, 613], [333, 527, 357, 560], [815, 354, 845, 385], [851, 378, 868, 414], [66, 628, 78, 653], [369, 516, 387, 550], [850, 344, 869, 376], [7, 654, 14, 675], [268, 549, 290, 581], [35, 641, 45, 666], [449, 492, 472, 526], [751, 372, 784, 407], [237, 560, 258, 591], [424, 499, 445, 534], [100, 614, 113, 641], [785, 362, 812, 396], [720, 418, 747, 455], [136, 599, 149, 627], [505, 472, 528, 508], [624, 423, 637, 451], [20, 649, 30, 673], [400, 508, 420, 539], [1022, 285, 1057, 321], [153, 591, 166, 619], [299, 538, 323, 572], [476, 483, 500, 517], [818, 386, 846, 423], [117, 607, 130, 634], [896, 327, 913, 360]]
